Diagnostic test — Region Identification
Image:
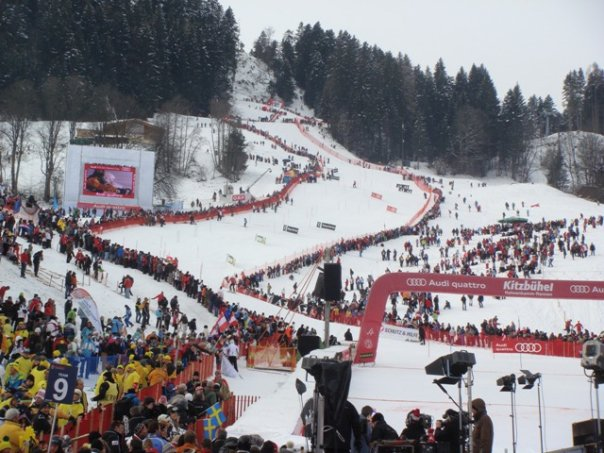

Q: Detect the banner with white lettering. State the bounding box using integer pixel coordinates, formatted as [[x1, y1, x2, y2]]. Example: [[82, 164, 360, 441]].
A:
[[354, 272, 604, 365], [380, 324, 419, 343], [492, 339, 547, 356]]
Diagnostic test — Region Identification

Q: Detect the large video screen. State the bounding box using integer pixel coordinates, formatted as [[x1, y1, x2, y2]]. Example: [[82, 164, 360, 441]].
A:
[[82, 163, 136, 199], [63, 145, 155, 210]]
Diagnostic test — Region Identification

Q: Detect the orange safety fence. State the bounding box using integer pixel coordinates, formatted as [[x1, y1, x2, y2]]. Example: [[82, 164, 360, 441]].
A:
[[222, 395, 260, 426], [246, 345, 297, 371], [66, 354, 214, 451]]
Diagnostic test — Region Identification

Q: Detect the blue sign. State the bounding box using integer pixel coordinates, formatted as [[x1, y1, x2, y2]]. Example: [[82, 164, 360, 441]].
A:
[[45, 363, 77, 404]]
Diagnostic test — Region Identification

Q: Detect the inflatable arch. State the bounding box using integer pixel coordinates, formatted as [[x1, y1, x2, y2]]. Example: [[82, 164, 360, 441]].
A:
[[354, 272, 604, 364]]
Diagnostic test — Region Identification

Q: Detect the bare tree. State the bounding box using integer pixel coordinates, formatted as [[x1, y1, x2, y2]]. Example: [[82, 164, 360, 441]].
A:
[[37, 121, 65, 201], [0, 80, 36, 193], [515, 142, 540, 183], [37, 77, 69, 201], [209, 98, 232, 178], [541, 141, 568, 190]]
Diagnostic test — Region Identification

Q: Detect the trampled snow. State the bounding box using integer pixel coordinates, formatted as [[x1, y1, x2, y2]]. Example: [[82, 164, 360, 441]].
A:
[[1, 55, 603, 453]]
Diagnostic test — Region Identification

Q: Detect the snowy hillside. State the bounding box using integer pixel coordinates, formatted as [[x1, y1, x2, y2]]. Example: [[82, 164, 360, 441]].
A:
[[1, 52, 603, 453]]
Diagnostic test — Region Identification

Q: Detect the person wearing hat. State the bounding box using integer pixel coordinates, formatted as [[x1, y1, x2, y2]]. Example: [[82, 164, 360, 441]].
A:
[[3, 364, 23, 393], [167, 405, 186, 437], [212, 370, 231, 401], [434, 408, 462, 452], [401, 408, 426, 442], [123, 364, 142, 393], [202, 382, 218, 407], [56, 388, 85, 428], [11, 347, 33, 379], [32, 402, 53, 435], [471, 398, 493, 453], [102, 420, 128, 453], [147, 364, 169, 387], [93, 369, 117, 403], [0, 408, 22, 450], [49, 436, 65, 453]]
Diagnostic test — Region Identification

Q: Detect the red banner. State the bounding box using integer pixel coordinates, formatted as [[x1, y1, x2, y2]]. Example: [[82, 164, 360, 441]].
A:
[[386, 205, 397, 213], [82, 163, 136, 199], [371, 192, 383, 200], [492, 339, 547, 355], [354, 272, 604, 364]]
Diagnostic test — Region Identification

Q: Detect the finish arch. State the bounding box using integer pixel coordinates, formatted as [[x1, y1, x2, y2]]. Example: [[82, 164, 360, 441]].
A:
[[354, 272, 604, 364]]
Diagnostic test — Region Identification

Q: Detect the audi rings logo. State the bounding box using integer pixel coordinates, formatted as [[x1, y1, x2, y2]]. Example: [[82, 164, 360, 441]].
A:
[[570, 285, 590, 294], [514, 343, 542, 353], [406, 278, 427, 286]]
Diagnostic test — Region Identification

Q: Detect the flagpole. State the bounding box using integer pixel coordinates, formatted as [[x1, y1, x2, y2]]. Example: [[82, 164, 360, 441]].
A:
[[47, 407, 59, 453]]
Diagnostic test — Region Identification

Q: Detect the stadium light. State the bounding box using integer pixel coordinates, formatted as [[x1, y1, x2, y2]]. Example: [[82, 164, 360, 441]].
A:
[[518, 370, 544, 453], [496, 374, 517, 453]]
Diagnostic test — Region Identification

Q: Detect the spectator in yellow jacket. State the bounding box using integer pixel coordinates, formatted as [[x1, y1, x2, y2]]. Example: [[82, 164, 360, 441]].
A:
[[56, 389, 85, 428], [123, 364, 141, 393], [147, 366, 168, 387], [0, 408, 23, 451]]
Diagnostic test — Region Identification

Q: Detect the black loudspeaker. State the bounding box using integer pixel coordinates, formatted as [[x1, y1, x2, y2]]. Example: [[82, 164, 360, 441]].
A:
[[573, 419, 604, 447], [312, 273, 324, 299], [323, 263, 342, 301], [298, 335, 321, 357]]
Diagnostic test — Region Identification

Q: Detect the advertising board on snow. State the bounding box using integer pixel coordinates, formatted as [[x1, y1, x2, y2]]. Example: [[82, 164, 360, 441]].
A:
[[380, 323, 419, 342]]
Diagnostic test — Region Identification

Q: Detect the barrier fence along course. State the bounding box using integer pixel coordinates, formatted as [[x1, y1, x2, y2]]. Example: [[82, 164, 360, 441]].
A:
[[61, 353, 214, 451]]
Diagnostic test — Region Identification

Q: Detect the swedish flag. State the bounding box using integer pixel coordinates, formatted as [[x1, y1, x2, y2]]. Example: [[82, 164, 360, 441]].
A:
[[205, 402, 227, 426], [203, 418, 219, 440]]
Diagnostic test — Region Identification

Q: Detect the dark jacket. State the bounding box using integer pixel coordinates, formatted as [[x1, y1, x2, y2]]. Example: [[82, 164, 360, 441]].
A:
[[370, 419, 399, 443], [401, 420, 426, 441], [323, 400, 362, 452], [471, 398, 494, 453], [434, 416, 461, 452]]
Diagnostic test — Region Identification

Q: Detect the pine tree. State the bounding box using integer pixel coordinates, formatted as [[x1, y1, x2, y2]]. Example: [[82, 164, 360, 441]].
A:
[[500, 85, 530, 180], [583, 64, 604, 134], [562, 69, 585, 131]]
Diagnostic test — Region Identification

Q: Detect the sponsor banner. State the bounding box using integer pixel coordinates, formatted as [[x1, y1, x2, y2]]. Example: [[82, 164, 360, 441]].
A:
[[82, 163, 136, 199], [72, 288, 102, 333], [492, 339, 546, 355], [77, 202, 141, 210], [316, 221, 336, 231], [386, 205, 397, 213], [255, 234, 267, 244], [354, 271, 604, 365], [371, 192, 383, 200], [232, 193, 251, 202], [283, 225, 299, 234], [226, 254, 236, 265], [399, 275, 604, 300], [380, 324, 419, 343]]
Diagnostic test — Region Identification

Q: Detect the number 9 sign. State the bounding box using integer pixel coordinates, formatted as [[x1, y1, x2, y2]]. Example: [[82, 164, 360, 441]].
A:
[[45, 363, 77, 404]]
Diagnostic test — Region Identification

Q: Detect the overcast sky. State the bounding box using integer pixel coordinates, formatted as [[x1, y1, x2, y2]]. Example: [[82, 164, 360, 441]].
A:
[[218, 0, 603, 110]]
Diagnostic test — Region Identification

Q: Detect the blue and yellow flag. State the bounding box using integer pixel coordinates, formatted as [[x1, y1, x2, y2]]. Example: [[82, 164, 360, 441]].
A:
[[205, 402, 227, 426], [203, 418, 219, 440]]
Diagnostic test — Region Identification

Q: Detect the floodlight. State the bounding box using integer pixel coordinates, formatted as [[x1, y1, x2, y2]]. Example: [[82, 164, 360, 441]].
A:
[[518, 370, 541, 389], [497, 374, 516, 392]]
